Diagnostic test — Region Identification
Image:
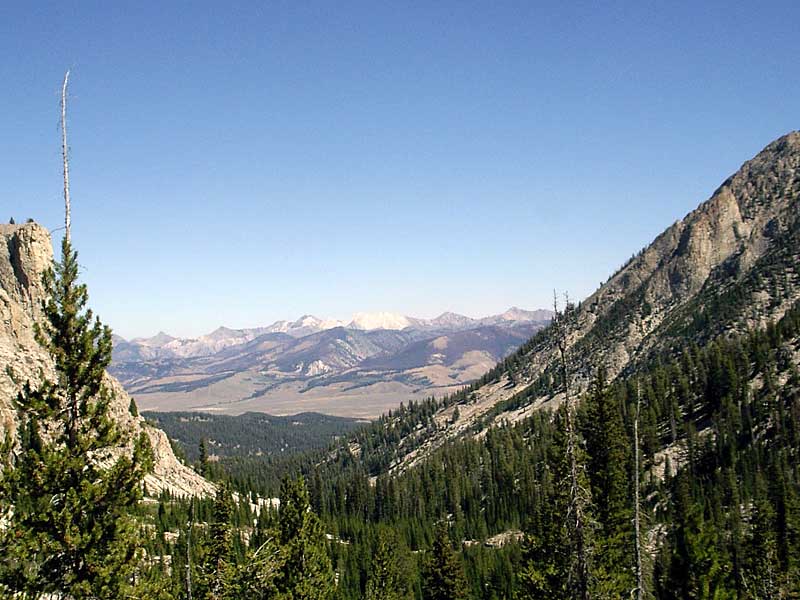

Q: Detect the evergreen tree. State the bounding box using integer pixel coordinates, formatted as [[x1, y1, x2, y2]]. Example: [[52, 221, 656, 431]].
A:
[[366, 528, 411, 600], [199, 438, 210, 477], [274, 476, 335, 599], [517, 419, 570, 600], [421, 522, 469, 600], [662, 475, 735, 600], [552, 297, 594, 600], [516, 521, 568, 599], [232, 534, 283, 599], [744, 482, 780, 599], [197, 483, 235, 600], [0, 237, 153, 598], [581, 369, 633, 597]]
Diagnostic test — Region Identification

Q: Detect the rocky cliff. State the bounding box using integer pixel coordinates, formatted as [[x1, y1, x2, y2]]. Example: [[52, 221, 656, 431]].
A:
[[0, 222, 214, 497], [388, 131, 800, 471]]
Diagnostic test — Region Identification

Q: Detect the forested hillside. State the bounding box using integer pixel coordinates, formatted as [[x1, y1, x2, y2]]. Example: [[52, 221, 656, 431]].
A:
[[142, 295, 800, 598], [126, 132, 800, 598], [144, 410, 362, 460], [3, 129, 798, 598], [330, 131, 800, 477]]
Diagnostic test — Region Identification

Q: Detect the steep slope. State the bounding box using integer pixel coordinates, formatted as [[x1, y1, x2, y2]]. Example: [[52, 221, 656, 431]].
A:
[[381, 131, 800, 470], [360, 326, 534, 371], [0, 223, 213, 497]]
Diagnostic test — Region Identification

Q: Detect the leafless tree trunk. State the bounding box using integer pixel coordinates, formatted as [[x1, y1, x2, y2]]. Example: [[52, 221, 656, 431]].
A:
[[61, 70, 71, 244], [554, 291, 592, 600], [633, 380, 644, 600]]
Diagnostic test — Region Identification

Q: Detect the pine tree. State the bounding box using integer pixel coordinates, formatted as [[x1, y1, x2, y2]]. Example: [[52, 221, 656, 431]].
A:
[[744, 481, 780, 599], [0, 237, 153, 598], [421, 522, 469, 600], [517, 413, 570, 600], [581, 368, 633, 596], [516, 519, 568, 599], [197, 483, 235, 600], [232, 534, 282, 599], [199, 438, 210, 477], [366, 528, 411, 600], [274, 476, 335, 599], [663, 474, 735, 600]]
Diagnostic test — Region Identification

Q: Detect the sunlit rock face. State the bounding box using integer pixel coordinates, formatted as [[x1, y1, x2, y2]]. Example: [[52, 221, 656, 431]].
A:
[[0, 222, 214, 497]]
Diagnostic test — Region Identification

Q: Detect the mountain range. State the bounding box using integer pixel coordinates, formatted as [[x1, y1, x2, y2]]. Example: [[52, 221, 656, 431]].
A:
[[110, 308, 552, 417]]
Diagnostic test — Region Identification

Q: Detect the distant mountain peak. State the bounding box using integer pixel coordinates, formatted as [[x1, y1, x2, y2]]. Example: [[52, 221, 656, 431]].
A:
[[206, 326, 240, 339], [119, 307, 553, 360], [137, 331, 177, 347], [498, 307, 553, 321], [348, 312, 411, 331]]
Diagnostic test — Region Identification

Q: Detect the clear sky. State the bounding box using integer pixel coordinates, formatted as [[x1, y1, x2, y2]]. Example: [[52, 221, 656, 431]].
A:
[[2, 2, 798, 339]]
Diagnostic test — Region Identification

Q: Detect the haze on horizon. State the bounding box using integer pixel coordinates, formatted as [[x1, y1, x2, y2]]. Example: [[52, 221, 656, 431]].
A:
[[2, 2, 799, 339]]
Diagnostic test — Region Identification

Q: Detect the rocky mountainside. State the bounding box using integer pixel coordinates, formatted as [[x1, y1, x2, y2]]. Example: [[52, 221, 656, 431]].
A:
[[111, 306, 551, 418], [0, 223, 214, 497], [381, 131, 800, 470]]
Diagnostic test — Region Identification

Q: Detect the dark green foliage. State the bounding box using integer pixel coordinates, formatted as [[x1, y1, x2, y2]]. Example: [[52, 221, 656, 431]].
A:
[[6, 237, 795, 598], [199, 438, 210, 478], [658, 474, 736, 599], [421, 522, 469, 600], [196, 484, 236, 599], [580, 369, 633, 596], [230, 534, 282, 599], [366, 528, 412, 600], [744, 477, 781, 598], [143, 411, 362, 461], [516, 505, 568, 599], [274, 476, 335, 599], [0, 238, 153, 598]]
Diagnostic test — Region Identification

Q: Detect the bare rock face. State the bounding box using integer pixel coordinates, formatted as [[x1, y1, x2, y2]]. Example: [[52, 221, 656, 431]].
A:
[[514, 132, 799, 390], [390, 131, 800, 471], [0, 223, 214, 498]]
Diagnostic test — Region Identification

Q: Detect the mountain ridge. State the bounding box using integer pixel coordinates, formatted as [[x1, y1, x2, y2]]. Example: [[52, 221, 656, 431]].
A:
[[118, 306, 553, 359], [111, 308, 552, 417], [370, 130, 800, 472]]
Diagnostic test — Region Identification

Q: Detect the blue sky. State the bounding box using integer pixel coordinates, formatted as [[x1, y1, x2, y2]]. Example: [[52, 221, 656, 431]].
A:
[[2, 2, 798, 338]]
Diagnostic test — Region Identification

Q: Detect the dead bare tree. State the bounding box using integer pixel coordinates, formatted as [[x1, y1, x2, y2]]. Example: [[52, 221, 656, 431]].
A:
[[61, 70, 71, 244], [554, 290, 592, 600]]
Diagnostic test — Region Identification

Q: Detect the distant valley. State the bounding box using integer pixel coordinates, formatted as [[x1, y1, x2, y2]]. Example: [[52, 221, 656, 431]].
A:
[[111, 308, 552, 417]]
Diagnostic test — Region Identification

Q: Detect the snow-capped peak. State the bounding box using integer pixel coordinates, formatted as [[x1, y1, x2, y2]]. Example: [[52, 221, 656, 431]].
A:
[[347, 312, 411, 331], [318, 317, 346, 330], [292, 315, 323, 328]]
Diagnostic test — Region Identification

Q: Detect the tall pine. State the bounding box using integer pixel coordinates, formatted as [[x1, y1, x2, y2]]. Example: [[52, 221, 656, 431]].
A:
[[421, 522, 469, 600], [366, 528, 411, 600], [581, 369, 633, 596], [197, 483, 236, 600], [0, 237, 153, 598], [274, 476, 335, 599]]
